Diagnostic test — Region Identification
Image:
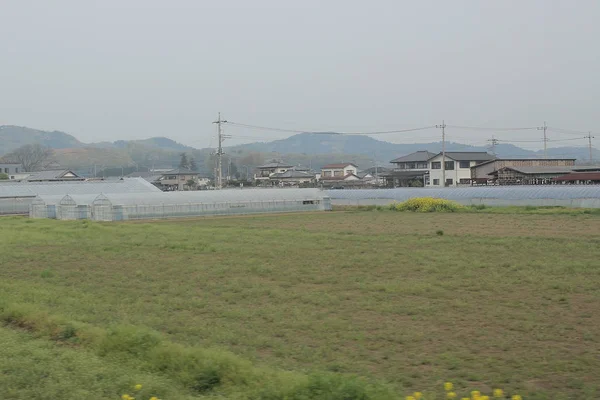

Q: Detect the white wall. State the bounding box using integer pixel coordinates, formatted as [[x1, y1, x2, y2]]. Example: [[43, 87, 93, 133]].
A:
[[321, 165, 358, 178], [427, 155, 475, 187]]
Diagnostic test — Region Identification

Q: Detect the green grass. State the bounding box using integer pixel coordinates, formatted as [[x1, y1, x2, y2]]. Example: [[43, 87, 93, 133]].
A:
[[1, 212, 600, 399]]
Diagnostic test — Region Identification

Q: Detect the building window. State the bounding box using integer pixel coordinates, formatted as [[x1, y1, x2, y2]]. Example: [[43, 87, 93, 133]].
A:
[[407, 163, 416, 169], [345, 170, 353, 175], [459, 178, 470, 184], [323, 171, 332, 177], [445, 161, 455, 170], [459, 161, 471, 169], [398, 163, 406, 169], [4, 168, 8, 173], [15, 168, 18, 173], [431, 162, 441, 169], [417, 162, 428, 169], [445, 178, 453, 186], [433, 179, 440, 185], [333, 170, 343, 177]]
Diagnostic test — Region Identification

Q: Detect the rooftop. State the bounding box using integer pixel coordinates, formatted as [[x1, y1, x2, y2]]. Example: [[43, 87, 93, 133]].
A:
[[554, 171, 600, 181], [26, 169, 82, 181], [270, 170, 314, 179], [429, 152, 495, 162], [474, 158, 577, 167], [256, 161, 294, 169], [163, 168, 198, 175], [322, 163, 358, 169], [390, 151, 436, 163], [498, 166, 577, 175]]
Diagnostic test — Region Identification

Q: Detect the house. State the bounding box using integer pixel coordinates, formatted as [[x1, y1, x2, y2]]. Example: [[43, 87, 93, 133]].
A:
[[357, 166, 390, 186], [25, 169, 84, 182], [157, 168, 200, 191], [254, 161, 294, 182], [384, 151, 435, 187], [269, 169, 316, 186], [471, 158, 576, 185], [320, 163, 359, 180], [427, 152, 495, 187], [0, 163, 24, 180]]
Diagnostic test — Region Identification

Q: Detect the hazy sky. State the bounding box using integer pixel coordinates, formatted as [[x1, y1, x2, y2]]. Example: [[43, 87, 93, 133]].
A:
[[1, 0, 599, 150]]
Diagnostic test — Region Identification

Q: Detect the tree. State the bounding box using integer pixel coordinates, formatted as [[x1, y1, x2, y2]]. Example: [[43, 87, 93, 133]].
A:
[[179, 153, 189, 169], [189, 157, 197, 171], [2, 144, 53, 172], [0, 173, 9, 180]]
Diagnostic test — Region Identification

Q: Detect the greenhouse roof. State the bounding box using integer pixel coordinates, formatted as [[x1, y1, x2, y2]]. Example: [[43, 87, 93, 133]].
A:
[[0, 178, 160, 198], [91, 188, 328, 206], [326, 186, 600, 201]]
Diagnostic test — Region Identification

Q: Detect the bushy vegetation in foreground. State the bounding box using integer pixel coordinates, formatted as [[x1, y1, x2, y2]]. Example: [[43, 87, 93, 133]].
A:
[[1, 213, 599, 399], [390, 197, 463, 212]]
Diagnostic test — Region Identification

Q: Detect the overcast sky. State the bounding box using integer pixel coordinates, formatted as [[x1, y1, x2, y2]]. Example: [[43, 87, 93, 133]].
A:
[[1, 0, 599, 150]]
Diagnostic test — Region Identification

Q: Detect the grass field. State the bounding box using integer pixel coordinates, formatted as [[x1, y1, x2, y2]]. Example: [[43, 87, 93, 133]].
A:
[[1, 210, 599, 399]]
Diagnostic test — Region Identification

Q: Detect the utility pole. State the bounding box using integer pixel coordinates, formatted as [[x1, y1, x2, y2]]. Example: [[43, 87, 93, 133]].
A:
[[212, 112, 228, 189], [436, 121, 446, 186], [586, 131, 595, 163], [487, 135, 499, 156], [538, 121, 548, 158]]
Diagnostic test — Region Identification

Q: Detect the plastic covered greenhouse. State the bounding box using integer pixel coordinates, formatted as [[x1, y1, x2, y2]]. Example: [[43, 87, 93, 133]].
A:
[[326, 186, 600, 208], [1, 178, 161, 215], [29, 189, 331, 221]]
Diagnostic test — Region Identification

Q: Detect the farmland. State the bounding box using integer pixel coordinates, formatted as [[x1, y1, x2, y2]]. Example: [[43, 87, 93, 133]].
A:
[[0, 210, 599, 399]]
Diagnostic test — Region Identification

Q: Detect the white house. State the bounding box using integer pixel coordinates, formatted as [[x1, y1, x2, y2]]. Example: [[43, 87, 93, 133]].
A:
[[320, 163, 359, 180], [254, 161, 294, 182], [427, 152, 495, 187]]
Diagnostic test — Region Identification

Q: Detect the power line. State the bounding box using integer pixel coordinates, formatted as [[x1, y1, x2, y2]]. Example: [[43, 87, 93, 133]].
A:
[[446, 125, 538, 131], [226, 121, 437, 135]]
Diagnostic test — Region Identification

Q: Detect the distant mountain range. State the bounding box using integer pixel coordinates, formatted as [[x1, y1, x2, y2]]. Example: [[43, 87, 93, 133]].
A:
[[0, 125, 597, 172]]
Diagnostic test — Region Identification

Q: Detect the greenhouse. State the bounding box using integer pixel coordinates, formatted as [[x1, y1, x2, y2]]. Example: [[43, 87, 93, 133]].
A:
[[28, 189, 331, 221], [326, 186, 600, 208], [91, 189, 331, 221], [0, 178, 160, 215]]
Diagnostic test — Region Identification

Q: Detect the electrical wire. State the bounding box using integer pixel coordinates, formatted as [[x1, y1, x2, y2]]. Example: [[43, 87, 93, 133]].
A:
[[225, 121, 437, 135], [446, 125, 538, 131]]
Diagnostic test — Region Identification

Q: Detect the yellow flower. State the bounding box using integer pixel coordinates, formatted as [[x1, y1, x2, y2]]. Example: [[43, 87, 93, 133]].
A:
[[444, 382, 454, 391], [134, 384, 142, 391], [447, 392, 457, 399], [481, 397, 490, 400], [462, 398, 471, 400], [493, 389, 504, 398], [406, 397, 416, 400], [511, 396, 522, 400], [471, 391, 481, 399], [121, 395, 131, 400], [414, 392, 423, 399], [150, 397, 159, 400]]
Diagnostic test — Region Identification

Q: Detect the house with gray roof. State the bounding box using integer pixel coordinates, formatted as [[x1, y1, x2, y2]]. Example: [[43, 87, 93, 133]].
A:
[[426, 152, 495, 187], [26, 169, 84, 182], [254, 160, 294, 182], [383, 151, 435, 187]]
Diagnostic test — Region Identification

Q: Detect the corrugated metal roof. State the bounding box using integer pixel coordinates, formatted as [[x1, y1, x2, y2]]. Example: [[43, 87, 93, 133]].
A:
[[554, 172, 600, 181], [501, 166, 576, 174]]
